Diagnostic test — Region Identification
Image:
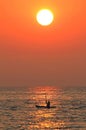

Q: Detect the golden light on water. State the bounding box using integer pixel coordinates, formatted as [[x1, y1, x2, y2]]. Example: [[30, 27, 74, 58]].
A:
[[31, 86, 66, 129], [39, 121, 65, 129], [34, 86, 58, 104], [33, 109, 66, 129]]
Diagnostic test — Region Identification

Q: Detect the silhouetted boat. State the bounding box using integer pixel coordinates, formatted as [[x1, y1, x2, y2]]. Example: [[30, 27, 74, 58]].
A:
[[36, 105, 56, 109]]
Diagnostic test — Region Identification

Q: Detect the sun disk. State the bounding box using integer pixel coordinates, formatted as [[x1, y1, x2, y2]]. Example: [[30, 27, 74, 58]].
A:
[[36, 9, 54, 26]]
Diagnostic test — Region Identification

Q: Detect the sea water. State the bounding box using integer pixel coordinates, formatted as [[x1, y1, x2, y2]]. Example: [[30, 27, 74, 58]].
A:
[[0, 86, 86, 130]]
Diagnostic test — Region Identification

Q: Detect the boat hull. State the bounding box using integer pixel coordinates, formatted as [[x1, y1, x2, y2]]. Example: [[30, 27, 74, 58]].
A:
[[36, 105, 56, 109]]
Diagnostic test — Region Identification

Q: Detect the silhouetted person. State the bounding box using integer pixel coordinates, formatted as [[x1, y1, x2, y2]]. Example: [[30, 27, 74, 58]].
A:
[[46, 100, 50, 108]]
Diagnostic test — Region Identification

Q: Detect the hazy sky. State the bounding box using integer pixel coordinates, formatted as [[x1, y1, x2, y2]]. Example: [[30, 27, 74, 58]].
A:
[[0, 0, 86, 87]]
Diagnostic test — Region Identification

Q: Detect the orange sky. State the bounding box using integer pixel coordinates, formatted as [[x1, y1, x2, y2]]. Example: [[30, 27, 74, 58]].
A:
[[0, 0, 86, 87]]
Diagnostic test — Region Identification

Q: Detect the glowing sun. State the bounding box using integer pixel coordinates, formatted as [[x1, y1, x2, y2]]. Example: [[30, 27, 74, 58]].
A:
[[36, 9, 54, 26]]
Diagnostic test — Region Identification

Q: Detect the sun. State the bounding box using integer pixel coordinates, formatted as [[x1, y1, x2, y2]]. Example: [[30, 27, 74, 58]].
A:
[[36, 9, 54, 26]]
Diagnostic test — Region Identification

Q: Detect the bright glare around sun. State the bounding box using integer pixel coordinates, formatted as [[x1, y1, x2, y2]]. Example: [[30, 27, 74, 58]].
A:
[[36, 9, 54, 26]]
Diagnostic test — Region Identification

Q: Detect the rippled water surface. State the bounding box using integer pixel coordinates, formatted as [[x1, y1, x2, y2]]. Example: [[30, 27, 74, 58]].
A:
[[0, 86, 86, 130]]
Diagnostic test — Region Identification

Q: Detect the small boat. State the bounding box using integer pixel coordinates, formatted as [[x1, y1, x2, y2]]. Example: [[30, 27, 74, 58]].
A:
[[36, 105, 56, 109], [36, 97, 56, 109]]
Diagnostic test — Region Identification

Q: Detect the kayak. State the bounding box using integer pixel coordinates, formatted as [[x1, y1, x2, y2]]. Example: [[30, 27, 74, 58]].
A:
[[36, 105, 56, 109]]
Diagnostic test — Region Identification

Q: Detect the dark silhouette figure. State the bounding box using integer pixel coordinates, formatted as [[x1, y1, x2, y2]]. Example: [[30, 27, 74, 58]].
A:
[[46, 100, 50, 108]]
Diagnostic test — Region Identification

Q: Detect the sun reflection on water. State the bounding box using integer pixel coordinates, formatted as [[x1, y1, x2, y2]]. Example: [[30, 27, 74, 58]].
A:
[[34, 86, 59, 105], [29, 86, 66, 129], [33, 108, 66, 129], [39, 121, 65, 129]]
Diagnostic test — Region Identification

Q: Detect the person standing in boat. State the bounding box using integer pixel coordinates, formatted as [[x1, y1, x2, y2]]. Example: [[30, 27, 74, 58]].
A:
[[46, 100, 50, 108]]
